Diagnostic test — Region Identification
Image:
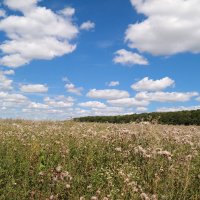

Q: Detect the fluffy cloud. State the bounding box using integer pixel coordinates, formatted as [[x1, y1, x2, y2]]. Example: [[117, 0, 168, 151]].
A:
[[108, 81, 120, 87], [65, 83, 83, 95], [157, 106, 200, 112], [44, 97, 74, 108], [20, 84, 48, 93], [126, 0, 200, 56], [87, 89, 130, 100], [79, 101, 107, 108], [28, 102, 49, 109], [80, 21, 95, 31], [0, 0, 79, 67], [135, 91, 198, 102], [131, 77, 175, 91], [113, 49, 148, 65], [4, 0, 38, 12], [0, 9, 6, 17], [3, 69, 15, 75], [0, 92, 28, 105], [107, 98, 149, 107], [136, 107, 148, 113], [0, 71, 13, 90]]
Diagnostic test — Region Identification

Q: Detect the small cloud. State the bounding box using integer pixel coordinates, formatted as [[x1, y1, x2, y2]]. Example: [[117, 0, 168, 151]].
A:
[[79, 101, 107, 109], [80, 21, 95, 31], [131, 77, 175, 91], [65, 83, 83, 95], [20, 84, 48, 93], [113, 49, 148, 66], [108, 81, 120, 87], [87, 89, 130, 100]]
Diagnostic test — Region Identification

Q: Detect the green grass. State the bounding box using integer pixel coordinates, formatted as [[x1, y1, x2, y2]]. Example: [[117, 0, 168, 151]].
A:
[[0, 120, 200, 199]]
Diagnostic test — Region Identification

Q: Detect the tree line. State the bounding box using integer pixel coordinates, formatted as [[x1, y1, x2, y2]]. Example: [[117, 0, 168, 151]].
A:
[[74, 109, 200, 125]]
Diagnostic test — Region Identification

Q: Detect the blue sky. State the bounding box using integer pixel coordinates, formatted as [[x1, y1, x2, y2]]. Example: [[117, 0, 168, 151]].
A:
[[1, 0, 200, 120]]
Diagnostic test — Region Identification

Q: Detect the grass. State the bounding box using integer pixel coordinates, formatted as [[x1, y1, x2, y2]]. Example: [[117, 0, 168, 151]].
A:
[[0, 120, 200, 199]]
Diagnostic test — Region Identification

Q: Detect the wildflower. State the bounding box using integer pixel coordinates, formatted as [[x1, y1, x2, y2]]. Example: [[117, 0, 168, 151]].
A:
[[49, 195, 54, 200], [87, 184, 92, 189], [55, 165, 62, 173], [91, 196, 98, 200], [38, 171, 44, 176], [140, 193, 150, 200], [96, 189, 101, 196], [115, 147, 122, 152], [66, 184, 71, 189]]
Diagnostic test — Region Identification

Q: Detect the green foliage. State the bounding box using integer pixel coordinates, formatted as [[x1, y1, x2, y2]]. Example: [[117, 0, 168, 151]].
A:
[[74, 109, 200, 125], [0, 120, 200, 199]]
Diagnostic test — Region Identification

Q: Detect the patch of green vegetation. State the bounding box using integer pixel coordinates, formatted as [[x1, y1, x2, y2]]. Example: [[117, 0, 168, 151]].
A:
[[0, 120, 200, 199]]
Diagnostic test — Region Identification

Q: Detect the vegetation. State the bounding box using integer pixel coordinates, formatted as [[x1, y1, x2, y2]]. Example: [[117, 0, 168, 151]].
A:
[[74, 109, 200, 125], [0, 120, 200, 199]]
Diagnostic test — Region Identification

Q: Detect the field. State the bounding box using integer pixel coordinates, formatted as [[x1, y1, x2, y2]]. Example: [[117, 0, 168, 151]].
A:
[[0, 120, 200, 200]]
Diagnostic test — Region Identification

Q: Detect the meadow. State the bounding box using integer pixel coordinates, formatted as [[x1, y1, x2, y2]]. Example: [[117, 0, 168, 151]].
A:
[[0, 120, 200, 200]]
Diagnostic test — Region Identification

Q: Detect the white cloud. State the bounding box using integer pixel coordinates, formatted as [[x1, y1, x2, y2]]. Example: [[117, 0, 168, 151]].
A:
[[59, 7, 75, 17], [157, 106, 200, 112], [126, 0, 200, 56], [4, 0, 38, 12], [20, 84, 48, 93], [195, 96, 200, 101], [107, 97, 149, 107], [91, 107, 125, 116], [44, 97, 74, 108], [80, 21, 95, 31], [0, 0, 79, 67], [87, 89, 130, 100], [0, 71, 13, 90], [0, 92, 28, 105], [79, 101, 107, 109], [113, 49, 148, 66], [0, 9, 6, 17], [65, 83, 83, 95], [135, 91, 198, 102], [28, 102, 49, 109], [136, 107, 148, 113], [3, 69, 15, 75], [108, 81, 120, 87], [131, 77, 175, 91]]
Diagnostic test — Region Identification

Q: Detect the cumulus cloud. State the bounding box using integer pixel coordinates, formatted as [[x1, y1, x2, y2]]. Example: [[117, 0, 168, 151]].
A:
[[126, 0, 200, 56], [79, 101, 107, 108], [44, 96, 74, 108], [80, 21, 95, 31], [195, 96, 200, 101], [136, 107, 148, 113], [0, 71, 13, 90], [0, 92, 28, 105], [20, 84, 48, 93], [65, 83, 83, 95], [0, 0, 79, 67], [135, 91, 198, 102], [113, 49, 148, 66], [28, 102, 49, 109], [131, 77, 175, 91], [157, 106, 200, 112], [0, 9, 6, 17], [87, 89, 130, 100], [3, 69, 15, 75], [108, 81, 120, 87], [107, 97, 149, 107], [59, 7, 75, 17]]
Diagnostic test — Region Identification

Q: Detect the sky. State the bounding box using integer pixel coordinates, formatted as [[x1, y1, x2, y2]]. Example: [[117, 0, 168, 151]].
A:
[[1, 0, 200, 120]]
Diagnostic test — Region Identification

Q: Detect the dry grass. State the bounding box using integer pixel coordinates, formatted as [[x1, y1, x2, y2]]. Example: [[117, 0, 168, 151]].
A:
[[0, 120, 200, 199]]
